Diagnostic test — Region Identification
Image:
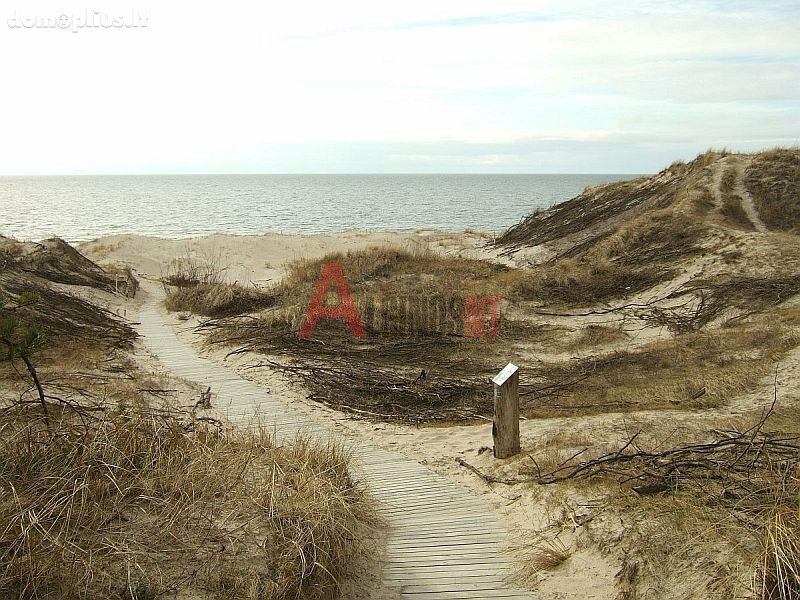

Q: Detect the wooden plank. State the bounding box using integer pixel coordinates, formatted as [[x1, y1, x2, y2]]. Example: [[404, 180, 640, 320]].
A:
[[376, 504, 491, 518], [376, 497, 489, 512], [385, 534, 503, 548], [388, 580, 515, 593], [385, 546, 498, 557], [384, 528, 502, 541], [381, 557, 517, 570], [383, 570, 514, 579], [388, 582, 529, 596]]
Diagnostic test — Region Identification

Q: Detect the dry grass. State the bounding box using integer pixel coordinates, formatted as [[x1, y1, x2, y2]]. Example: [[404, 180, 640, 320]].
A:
[[495, 149, 728, 254], [495, 171, 680, 251], [164, 282, 276, 317], [757, 508, 800, 599], [744, 148, 800, 233], [81, 239, 122, 260], [498, 256, 663, 306], [566, 324, 629, 350], [593, 209, 706, 264], [281, 246, 503, 302], [1, 237, 123, 293], [200, 247, 550, 423], [202, 238, 800, 423], [1, 237, 137, 299], [526, 431, 598, 478], [189, 150, 798, 427], [509, 393, 800, 599], [273, 247, 567, 345], [497, 210, 706, 306], [161, 245, 228, 288], [0, 273, 137, 348], [720, 164, 756, 230], [511, 405, 800, 598], [526, 537, 573, 574], [599, 489, 755, 599], [625, 273, 800, 335], [209, 245, 524, 347], [161, 247, 275, 317], [749, 410, 800, 600], [527, 319, 799, 417], [0, 406, 375, 600]]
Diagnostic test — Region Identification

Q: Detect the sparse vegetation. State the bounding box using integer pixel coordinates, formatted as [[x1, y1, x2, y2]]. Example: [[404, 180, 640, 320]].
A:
[[720, 164, 755, 230], [4, 148, 799, 599], [496, 208, 707, 306], [197, 149, 800, 424], [525, 536, 573, 574], [454, 149, 800, 597], [164, 281, 276, 317], [0, 236, 136, 296], [0, 272, 137, 347], [161, 246, 275, 317], [495, 175, 669, 251], [500, 257, 665, 305], [758, 508, 800, 600], [745, 148, 800, 233], [530, 319, 797, 416], [566, 323, 629, 350], [492, 394, 800, 599]]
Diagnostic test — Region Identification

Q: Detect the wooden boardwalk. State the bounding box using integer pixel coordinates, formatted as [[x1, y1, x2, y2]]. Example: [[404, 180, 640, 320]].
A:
[[137, 295, 533, 599]]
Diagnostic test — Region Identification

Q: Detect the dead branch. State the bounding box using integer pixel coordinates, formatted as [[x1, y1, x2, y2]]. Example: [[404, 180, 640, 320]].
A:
[[455, 458, 526, 485]]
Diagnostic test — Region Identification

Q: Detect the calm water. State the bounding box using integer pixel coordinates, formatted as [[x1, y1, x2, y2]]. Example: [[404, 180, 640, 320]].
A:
[[0, 174, 637, 242]]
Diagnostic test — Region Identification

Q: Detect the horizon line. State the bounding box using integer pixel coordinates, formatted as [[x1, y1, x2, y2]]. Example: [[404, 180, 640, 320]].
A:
[[0, 171, 648, 177]]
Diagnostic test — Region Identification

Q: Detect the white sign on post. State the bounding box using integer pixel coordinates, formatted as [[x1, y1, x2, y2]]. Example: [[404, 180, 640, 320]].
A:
[[492, 363, 520, 459]]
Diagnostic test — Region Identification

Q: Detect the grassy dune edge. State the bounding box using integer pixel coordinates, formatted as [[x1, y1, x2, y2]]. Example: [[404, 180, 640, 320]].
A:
[[0, 238, 376, 600]]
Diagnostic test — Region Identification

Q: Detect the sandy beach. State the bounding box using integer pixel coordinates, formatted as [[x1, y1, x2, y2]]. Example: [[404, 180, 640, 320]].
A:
[[79, 229, 498, 283]]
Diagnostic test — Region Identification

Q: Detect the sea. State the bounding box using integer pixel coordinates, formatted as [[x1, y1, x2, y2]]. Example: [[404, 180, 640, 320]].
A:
[[0, 174, 638, 242]]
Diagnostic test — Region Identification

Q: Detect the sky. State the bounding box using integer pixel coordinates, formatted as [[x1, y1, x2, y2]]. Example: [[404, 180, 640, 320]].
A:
[[0, 0, 798, 174]]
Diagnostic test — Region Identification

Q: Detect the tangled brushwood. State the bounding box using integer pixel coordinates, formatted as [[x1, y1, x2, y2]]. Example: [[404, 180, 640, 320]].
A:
[[0, 406, 375, 600], [533, 406, 800, 508], [264, 357, 493, 423]]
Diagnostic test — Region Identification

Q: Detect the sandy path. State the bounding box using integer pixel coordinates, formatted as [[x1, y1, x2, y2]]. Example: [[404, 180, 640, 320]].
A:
[[710, 159, 728, 212], [714, 156, 768, 232], [732, 157, 768, 232], [135, 282, 533, 600]]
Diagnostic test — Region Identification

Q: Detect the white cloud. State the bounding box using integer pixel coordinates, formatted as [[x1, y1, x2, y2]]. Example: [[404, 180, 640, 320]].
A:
[[0, 0, 797, 173]]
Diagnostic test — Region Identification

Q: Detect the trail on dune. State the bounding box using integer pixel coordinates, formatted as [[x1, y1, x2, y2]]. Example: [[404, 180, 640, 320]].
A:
[[714, 156, 768, 232], [732, 157, 768, 233]]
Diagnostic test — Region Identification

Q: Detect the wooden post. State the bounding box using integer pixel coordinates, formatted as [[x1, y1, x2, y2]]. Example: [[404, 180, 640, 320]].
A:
[[492, 363, 520, 459]]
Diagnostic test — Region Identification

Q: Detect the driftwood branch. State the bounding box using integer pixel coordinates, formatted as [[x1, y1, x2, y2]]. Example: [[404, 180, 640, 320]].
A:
[[455, 458, 525, 485]]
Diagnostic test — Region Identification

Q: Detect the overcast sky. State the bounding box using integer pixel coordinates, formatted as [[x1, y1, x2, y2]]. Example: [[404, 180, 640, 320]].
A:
[[1, 0, 798, 174]]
